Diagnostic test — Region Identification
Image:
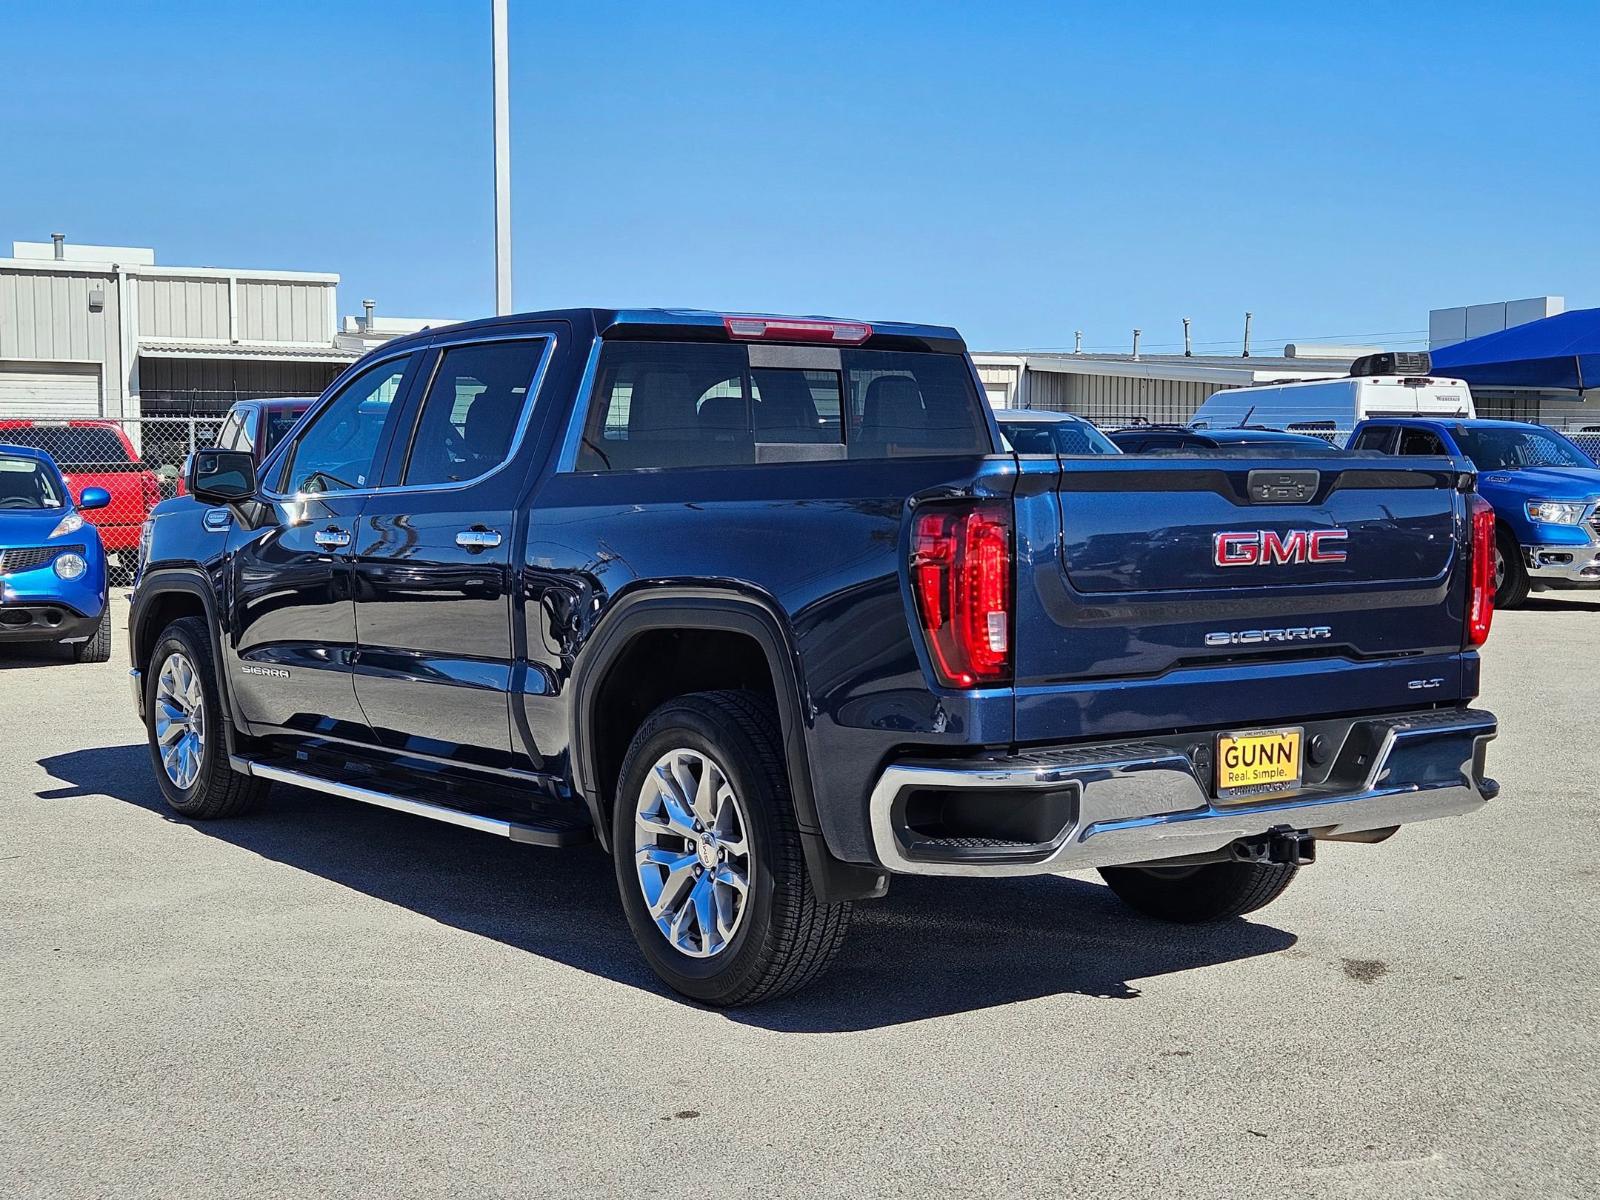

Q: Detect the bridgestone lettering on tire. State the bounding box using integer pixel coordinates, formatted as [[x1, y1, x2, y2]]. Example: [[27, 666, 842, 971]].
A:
[[612, 690, 852, 1006], [144, 616, 268, 820]]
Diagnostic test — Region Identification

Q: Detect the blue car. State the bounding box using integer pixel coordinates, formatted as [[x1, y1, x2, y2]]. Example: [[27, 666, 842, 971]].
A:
[[0, 443, 113, 661], [994, 409, 1122, 455], [1349, 417, 1600, 606]]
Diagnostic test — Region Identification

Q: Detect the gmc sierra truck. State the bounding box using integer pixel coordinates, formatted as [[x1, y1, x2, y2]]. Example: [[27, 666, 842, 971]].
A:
[[129, 309, 1501, 1006]]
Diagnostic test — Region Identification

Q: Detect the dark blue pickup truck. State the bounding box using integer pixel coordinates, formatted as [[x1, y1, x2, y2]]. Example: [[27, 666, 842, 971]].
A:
[[130, 309, 1500, 1004]]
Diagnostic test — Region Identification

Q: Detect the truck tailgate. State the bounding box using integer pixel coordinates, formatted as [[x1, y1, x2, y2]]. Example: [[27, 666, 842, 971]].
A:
[[1010, 453, 1473, 743]]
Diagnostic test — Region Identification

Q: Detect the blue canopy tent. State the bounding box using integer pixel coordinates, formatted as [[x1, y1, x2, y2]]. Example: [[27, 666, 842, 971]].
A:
[[1429, 307, 1600, 395]]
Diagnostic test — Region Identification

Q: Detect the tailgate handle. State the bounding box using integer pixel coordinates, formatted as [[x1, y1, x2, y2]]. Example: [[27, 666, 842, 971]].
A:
[[1247, 469, 1320, 504]]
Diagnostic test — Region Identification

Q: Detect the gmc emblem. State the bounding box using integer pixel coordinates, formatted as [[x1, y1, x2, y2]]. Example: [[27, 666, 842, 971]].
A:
[[1214, 529, 1348, 567]]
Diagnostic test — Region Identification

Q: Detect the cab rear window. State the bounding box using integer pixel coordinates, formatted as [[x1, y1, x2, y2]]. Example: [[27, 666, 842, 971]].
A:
[[0, 426, 132, 470], [575, 342, 991, 471]]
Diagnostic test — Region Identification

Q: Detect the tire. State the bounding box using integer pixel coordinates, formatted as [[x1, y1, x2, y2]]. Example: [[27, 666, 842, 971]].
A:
[[1494, 526, 1530, 609], [1099, 859, 1299, 923], [144, 616, 268, 820], [72, 609, 112, 664], [611, 690, 852, 1006]]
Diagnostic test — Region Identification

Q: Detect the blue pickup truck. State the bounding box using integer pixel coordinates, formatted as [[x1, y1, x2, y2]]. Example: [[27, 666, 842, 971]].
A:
[[129, 308, 1500, 1005], [1349, 418, 1600, 607]]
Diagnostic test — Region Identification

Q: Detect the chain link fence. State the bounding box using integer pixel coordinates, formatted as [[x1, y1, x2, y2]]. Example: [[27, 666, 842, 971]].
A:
[[1056, 408, 1600, 464], [0, 417, 225, 570]]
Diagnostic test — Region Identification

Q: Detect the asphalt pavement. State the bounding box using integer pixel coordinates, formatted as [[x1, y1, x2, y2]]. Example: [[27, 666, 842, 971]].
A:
[[1, 594, 1596, 1198]]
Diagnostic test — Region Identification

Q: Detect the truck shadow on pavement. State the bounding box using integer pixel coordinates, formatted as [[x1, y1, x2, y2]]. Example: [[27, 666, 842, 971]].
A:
[[39, 743, 1298, 1032], [1520, 597, 1600, 613], [0, 644, 76, 669]]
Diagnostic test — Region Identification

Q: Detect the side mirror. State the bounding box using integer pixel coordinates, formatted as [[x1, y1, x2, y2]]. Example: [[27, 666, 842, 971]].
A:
[[187, 449, 258, 505], [77, 486, 111, 511]]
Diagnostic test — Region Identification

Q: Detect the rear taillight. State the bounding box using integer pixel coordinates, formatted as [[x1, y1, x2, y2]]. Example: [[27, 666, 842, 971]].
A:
[[1466, 494, 1495, 647], [910, 503, 1012, 688]]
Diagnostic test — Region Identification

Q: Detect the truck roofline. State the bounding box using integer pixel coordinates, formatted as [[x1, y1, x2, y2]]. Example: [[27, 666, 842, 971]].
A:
[[351, 307, 967, 358]]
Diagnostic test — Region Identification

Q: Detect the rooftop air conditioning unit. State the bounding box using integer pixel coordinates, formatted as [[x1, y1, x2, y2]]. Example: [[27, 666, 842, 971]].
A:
[[1349, 351, 1432, 377]]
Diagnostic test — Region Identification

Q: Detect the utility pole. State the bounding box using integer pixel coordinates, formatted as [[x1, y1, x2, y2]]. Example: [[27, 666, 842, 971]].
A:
[[492, 0, 513, 315]]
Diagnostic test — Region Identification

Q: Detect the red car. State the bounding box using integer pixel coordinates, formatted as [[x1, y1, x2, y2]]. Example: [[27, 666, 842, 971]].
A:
[[0, 420, 161, 563]]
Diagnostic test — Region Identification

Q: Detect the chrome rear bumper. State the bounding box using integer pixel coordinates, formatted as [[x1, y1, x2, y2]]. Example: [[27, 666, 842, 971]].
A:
[[868, 708, 1497, 877]]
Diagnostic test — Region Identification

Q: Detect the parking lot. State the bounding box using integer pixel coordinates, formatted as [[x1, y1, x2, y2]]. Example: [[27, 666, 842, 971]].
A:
[[0, 594, 1595, 1199]]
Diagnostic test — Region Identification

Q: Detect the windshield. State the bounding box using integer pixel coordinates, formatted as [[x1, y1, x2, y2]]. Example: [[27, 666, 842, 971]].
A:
[[1452, 425, 1592, 471], [0, 454, 65, 509], [1002, 418, 1119, 455]]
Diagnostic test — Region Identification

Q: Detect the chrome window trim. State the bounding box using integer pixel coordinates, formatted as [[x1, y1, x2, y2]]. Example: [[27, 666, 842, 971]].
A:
[[261, 333, 556, 501], [554, 335, 605, 474], [259, 346, 421, 497]]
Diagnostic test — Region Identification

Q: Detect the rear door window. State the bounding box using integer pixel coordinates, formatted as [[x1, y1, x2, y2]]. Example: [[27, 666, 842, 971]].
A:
[[402, 339, 549, 485], [575, 341, 991, 471], [1350, 426, 1399, 453], [1397, 428, 1446, 456]]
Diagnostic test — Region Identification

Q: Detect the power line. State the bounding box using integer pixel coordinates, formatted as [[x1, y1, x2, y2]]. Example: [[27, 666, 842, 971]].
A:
[[1015, 328, 1431, 355]]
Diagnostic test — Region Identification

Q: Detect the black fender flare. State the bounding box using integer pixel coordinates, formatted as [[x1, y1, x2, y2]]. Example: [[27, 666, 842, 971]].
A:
[[131, 567, 244, 754], [569, 585, 887, 904]]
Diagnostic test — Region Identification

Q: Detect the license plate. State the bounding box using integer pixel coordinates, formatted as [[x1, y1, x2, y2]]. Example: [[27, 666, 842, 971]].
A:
[[1215, 727, 1303, 801]]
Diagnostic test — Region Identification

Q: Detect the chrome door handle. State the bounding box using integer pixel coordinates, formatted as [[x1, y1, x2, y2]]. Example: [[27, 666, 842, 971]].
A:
[[456, 528, 503, 550], [314, 527, 352, 550]]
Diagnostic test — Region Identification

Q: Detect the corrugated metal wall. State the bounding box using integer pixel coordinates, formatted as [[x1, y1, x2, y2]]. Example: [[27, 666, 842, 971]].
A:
[[0, 267, 124, 400], [1068, 374, 1222, 425], [138, 357, 341, 414], [238, 280, 328, 342], [1019, 368, 1224, 424], [1022, 370, 1072, 411], [136, 276, 230, 340]]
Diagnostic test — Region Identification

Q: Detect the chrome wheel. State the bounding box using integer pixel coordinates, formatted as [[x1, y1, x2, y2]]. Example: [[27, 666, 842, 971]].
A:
[[632, 747, 751, 959], [154, 650, 206, 791], [1494, 544, 1507, 591]]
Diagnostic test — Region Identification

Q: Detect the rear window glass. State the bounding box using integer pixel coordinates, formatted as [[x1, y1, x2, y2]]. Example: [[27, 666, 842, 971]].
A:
[[261, 407, 311, 456], [0, 426, 132, 469], [575, 342, 990, 471]]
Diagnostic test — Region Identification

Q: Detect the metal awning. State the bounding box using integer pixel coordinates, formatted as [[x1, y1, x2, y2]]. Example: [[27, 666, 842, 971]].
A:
[[138, 339, 360, 364], [1430, 308, 1600, 393]]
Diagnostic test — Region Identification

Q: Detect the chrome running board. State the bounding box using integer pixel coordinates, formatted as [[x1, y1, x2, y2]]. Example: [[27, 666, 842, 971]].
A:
[[241, 759, 592, 847]]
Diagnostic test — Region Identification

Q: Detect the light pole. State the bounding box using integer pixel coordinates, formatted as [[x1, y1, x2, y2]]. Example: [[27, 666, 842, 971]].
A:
[[492, 0, 512, 314]]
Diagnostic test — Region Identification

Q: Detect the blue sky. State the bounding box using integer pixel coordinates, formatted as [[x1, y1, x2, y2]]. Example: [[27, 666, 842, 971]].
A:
[[5, 1, 1597, 352]]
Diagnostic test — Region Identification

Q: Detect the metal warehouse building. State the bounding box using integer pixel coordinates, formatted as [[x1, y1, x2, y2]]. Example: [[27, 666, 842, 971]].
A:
[[971, 349, 1351, 425], [0, 236, 362, 418]]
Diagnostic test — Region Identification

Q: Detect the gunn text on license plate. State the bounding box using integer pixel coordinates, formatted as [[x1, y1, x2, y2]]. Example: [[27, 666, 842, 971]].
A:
[[1215, 727, 1303, 801]]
